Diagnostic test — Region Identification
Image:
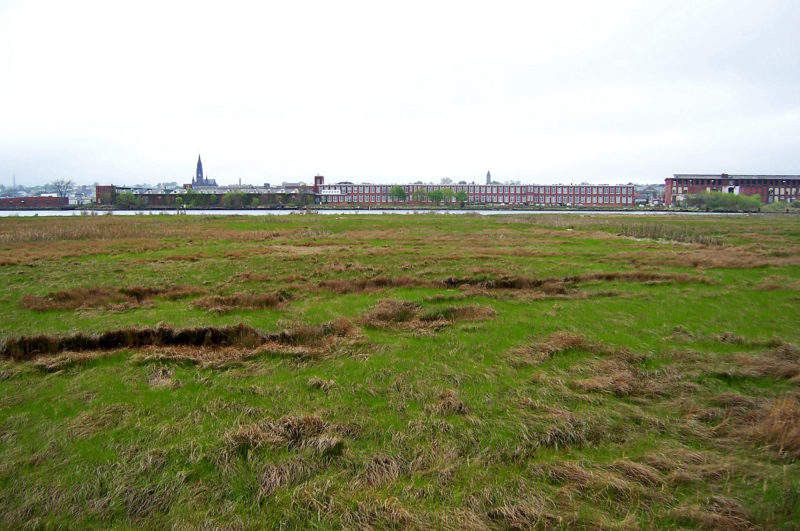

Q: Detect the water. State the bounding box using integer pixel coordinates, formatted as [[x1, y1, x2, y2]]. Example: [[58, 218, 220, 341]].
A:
[[0, 208, 750, 217]]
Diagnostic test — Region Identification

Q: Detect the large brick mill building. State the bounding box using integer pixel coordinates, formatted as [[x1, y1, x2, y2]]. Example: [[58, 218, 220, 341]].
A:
[[665, 174, 800, 207], [314, 176, 635, 207]]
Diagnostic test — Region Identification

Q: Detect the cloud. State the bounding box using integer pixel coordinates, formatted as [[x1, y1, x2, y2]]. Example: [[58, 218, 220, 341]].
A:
[[1, 0, 798, 186]]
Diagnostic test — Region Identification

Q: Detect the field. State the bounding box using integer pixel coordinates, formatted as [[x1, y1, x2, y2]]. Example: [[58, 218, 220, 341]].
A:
[[0, 212, 799, 529]]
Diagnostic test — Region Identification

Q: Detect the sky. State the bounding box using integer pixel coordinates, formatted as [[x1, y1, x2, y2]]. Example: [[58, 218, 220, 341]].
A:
[[1, 0, 798, 187]]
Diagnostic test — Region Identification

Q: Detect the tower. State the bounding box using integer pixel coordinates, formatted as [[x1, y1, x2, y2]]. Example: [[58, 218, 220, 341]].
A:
[[196, 155, 204, 185], [486, 171, 491, 185]]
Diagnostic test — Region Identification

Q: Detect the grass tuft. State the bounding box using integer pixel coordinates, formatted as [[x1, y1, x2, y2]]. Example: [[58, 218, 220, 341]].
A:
[[191, 291, 292, 312]]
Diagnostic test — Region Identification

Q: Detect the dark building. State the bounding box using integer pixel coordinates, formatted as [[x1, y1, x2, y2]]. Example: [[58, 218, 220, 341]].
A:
[[95, 185, 117, 205], [192, 155, 217, 187], [665, 174, 800, 206]]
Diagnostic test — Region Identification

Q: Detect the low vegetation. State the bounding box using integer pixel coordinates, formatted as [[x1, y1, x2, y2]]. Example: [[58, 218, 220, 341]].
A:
[[0, 212, 798, 528], [685, 191, 763, 212]]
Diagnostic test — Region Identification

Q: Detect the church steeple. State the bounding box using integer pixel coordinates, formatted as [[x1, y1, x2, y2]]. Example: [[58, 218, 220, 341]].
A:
[[196, 155, 204, 184]]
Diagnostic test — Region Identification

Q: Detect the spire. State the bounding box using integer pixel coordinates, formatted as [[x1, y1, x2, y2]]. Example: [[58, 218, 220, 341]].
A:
[[196, 154, 204, 183], [486, 171, 491, 185]]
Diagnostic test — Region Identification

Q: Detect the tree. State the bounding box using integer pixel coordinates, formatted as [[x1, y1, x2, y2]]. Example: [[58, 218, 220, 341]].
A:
[[294, 185, 313, 207], [455, 190, 468, 206], [429, 189, 444, 204], [51, 179, 73, 198], [389, 186, 407, 203], [115, 191, 143, 208], [222, 191, 247, 208], [411, 189, 427, 202], [441, 187, 455, 204], [440, 177, 453, 185]]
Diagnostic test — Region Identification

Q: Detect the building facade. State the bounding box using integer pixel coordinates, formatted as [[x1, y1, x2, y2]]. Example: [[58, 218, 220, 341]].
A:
[[665, 174, 800, 206], [315, 176, 635, 207], [0, 196, 68, 208]]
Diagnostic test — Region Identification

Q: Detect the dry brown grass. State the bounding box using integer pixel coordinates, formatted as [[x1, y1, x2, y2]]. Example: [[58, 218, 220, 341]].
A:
[[30, 350, 116, 372], [119, 285, 204, 301], [537, 411, 598, 450], [750, 396, 800, 460], [360, 299, 421, 326], [729, 353, 800, 380], [513, 332, 608, 365], [313, 270, 709, 302], [307, 377, 336, 392], [634, 247, 800, 269], [567, 271, 712, 284], [485, 495, 560, 529], [132, 345, 261, 367], [699, 343, 800, 382], [361, 299, 495, 331], [357, 454, 407, 488], [69, 404, 131, 438], [20, 287, 129, 311], [21, 285, 204, 311], [318, 275, 420, 293], [532, 461, 640, 504], [572, 357, 680, 397], [191, 291, 291, 312], [1, 323, 264, 360], [418, 305, 496, 322], [259, 459, 315, 496], [606, 459, 662, 487], [434, 389, 470, 415], [668, 496, 755, 530], [1, 320, 360, 362], [226, 415, 343, 456], [755, 275, 800, 291], [342, 498, 419, 529], [440, 271, 710, 291], [147, 367, 177, 389]]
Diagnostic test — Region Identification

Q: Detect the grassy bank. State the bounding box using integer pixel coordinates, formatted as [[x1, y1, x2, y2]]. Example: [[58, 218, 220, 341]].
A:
[[1, 213, 798, 528]]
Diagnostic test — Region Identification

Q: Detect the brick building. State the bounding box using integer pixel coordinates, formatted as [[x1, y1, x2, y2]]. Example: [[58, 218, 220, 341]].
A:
[[0, 196, 68, 208], [665, 174, 800, 207], [315, 176, 635, 207]]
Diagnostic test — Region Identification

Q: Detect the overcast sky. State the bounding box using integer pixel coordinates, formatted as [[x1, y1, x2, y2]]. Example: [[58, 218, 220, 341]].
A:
[[1, 0, 798, 187]]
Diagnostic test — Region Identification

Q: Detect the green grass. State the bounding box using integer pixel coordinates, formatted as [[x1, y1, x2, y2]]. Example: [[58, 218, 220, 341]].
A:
[[0, 213, 799, 528]]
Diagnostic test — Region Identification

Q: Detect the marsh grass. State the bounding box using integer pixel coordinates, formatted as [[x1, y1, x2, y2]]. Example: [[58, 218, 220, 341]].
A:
[[0, 213, 798, 528]]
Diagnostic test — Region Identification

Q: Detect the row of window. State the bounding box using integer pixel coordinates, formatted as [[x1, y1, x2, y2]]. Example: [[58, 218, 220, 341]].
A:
[[323, 185, 633, 195], [323, 195, 632, 204], [673, 179, 800, 186]]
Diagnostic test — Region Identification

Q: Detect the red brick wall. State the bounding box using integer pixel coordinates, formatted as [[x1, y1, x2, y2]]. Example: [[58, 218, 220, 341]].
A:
[[0, 196, 68, 208]]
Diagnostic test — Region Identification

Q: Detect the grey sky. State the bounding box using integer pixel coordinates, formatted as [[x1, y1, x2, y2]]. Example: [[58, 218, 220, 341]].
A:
[[1, 0, 798, 186]]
